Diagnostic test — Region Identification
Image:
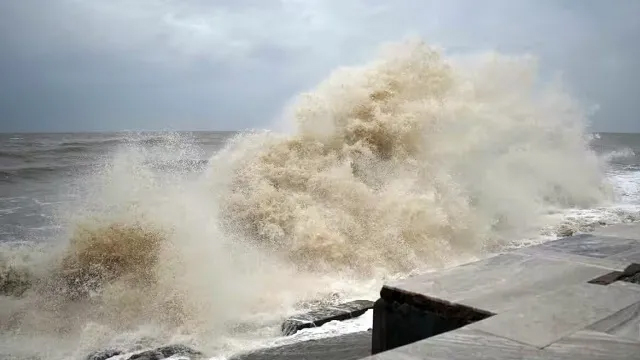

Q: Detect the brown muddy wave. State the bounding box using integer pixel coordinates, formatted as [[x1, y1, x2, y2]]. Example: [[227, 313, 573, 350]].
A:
[[0, 39, 615, 359]]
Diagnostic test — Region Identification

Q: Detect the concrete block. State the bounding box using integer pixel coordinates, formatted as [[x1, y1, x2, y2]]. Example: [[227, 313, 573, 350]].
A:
[[371, 295, 491, 354]]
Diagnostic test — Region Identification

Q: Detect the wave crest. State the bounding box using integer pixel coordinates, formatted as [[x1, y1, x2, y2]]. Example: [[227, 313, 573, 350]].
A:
[[220, 40, 610, 274]]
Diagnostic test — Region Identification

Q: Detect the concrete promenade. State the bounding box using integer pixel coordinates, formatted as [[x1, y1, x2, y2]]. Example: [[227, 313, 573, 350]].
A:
[[235, 222, 640, 360], [367, 222, 640, 359]]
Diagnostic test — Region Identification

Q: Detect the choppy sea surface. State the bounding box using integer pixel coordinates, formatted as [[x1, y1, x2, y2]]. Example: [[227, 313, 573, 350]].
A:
[[0, 132, 229, 244], [1, 41, 640, 360], [1, 131, 639, 246]]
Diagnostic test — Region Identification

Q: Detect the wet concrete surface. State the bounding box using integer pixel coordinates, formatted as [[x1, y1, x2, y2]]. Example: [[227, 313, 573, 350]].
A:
[[232, 331, 371, 360]]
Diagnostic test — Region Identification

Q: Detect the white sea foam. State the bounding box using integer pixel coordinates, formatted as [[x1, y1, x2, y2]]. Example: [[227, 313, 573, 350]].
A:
[[0, 206, 22, 215], [610, 170, 640, 203], [603, 148, 636, 162]]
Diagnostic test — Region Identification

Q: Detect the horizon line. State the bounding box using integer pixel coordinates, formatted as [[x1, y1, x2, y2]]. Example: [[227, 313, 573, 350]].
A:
[[1, 130, 639, 135]]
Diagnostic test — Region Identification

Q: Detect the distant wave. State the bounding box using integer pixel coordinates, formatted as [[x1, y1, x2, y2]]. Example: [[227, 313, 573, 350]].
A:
[[0, 145, 97, 161], [0, 159, 208, 182], [58, 134, 198, 148], [0, 135, 196, 161], [0, 150, 33, 160], [603, 148, 637, 162], [58, 139, 123, 147], [0, 165, 79, 181]]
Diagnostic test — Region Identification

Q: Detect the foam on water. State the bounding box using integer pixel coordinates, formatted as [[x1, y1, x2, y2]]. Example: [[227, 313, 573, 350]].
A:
[[611, 170, 640, 203], [0, 207, 22, 214], [603, 148, 636, 162], [0, 39, 638, 359]]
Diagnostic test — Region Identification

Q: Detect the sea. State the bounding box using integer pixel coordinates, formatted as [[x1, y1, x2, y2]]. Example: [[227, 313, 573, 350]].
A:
[[1, 41, 640, 360]]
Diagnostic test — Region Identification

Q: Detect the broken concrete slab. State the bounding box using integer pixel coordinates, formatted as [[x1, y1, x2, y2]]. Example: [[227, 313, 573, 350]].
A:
[[281, 300, 374, 336]]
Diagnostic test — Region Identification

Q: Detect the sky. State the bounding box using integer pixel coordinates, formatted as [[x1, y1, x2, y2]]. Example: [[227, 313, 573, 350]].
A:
[[0, 0, 639, 133]]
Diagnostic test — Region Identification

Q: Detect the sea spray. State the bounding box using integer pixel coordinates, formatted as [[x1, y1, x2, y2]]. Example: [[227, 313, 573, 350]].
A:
[[217, 39, 611, 273], [0, 39, 615, 359]]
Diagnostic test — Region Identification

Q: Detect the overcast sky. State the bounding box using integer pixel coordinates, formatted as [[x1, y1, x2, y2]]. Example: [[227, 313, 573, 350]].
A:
[[0, 0, 639, 133]]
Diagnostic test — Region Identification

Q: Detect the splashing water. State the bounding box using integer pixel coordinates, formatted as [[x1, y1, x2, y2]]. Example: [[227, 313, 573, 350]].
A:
[[0, 39, 619, 359], [217, 40, 613, 271]]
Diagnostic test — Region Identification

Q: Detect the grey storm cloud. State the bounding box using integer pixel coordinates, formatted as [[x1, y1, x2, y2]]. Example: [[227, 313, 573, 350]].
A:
[[0, 0, 639, 132]]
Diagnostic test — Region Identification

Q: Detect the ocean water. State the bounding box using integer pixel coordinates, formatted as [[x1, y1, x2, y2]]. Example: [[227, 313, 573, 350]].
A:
[[1, 40, 640, 360]]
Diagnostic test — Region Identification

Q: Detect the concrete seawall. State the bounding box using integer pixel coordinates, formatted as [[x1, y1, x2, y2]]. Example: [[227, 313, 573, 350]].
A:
[[237, 222, 640, 360], [367, 222, 640, 359]]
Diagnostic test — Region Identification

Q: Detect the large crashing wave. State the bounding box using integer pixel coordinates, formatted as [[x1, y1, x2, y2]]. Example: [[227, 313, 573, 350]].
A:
[[0, 39, 613, 358], [217, 39, 610, 272]]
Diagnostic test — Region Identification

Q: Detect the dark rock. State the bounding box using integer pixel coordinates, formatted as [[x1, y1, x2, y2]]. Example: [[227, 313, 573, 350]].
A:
[[128, 350, 164, 360], [619, 263, 640, 284], [127, 345, 202, 360], [621, 272, 640, 284], [155, 344, 202, 358], [281, 300, 374, 336], [86, 350, 122, 360], [621, 263, 640, 277]]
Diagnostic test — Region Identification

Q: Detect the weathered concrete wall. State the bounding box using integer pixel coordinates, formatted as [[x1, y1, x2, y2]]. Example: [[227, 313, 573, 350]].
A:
[[366, 223, 640, 359]]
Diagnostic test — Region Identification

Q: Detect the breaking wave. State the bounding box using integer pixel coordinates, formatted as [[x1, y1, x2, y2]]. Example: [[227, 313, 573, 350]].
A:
[[603, 148, 636, 162], [0, 39, 617, 359]]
